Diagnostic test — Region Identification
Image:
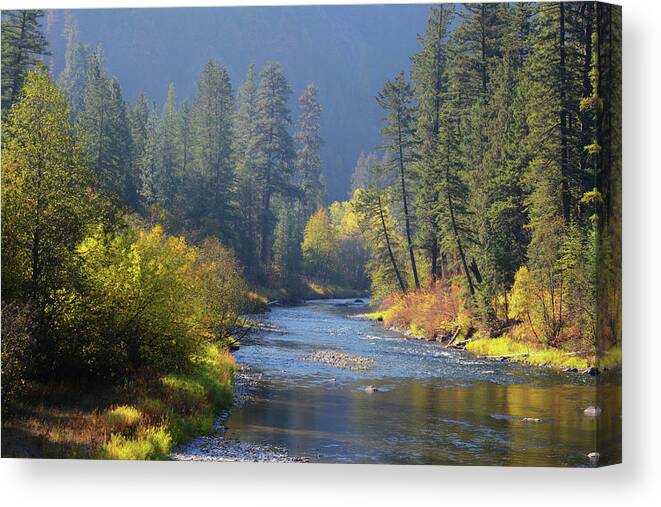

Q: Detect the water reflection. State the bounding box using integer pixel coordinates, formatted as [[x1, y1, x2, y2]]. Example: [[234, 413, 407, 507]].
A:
[[225, 300, 621, 466]]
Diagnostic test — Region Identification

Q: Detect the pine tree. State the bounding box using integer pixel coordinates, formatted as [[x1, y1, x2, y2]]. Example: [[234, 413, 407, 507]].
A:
[[57, 13, 90, 117], [411, 4, 454, 284], [1, 10, 50, 115], [352, 161, 407, 296], [158, 83, 182, 211], [189, 60, 235, 241], [448, 2, 509, 105], [434, 104, 475, 297], [77, 47, 131, 202], [137, 101, 161, 207], [376, 72, 420, 289], [128, 94, 150, 210], [253, 62, 296, 266], [271, 201, 304, 297], [179, 98, 193, 181], [233, 65, 260, 272], [108, 77, 134, 207], [295, 83, 326, 220], [350, 152, 380, 194], [466, 50, 528, 321]]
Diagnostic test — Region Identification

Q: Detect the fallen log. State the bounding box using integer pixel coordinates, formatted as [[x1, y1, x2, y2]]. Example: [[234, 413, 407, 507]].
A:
[[444, 327, 461, 348], [448, 338, 472, 349], [478, 352, 534, 359]]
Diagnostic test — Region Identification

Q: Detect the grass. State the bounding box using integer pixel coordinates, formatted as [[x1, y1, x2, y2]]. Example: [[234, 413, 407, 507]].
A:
[[357, 310, 385, 321], [102, 426, 172, 460], [1, 342, 235, 460], [599, 346, 622, 369], [100, 405, 142, 433], [466, 336, 591, 369], [466, 336, 622, 370]]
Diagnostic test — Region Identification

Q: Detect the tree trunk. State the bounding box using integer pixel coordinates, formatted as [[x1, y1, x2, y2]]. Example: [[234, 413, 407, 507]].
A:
[[444, 141, 475, 296], [397, 119, 420, 289], [430, 240, 439, 285], [377, 195, 406, 293], [428, 6, 446, 287], [559, 2, 571, 223]]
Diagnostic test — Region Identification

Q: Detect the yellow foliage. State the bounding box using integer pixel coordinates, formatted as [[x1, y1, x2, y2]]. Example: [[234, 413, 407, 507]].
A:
[[53, 223, 249, 378], [302, 208, 337, 278], [466, 337, 590, 369]]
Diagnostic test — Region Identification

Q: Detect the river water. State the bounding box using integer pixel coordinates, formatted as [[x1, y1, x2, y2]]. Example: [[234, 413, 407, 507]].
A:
[[180, 299, 622, 466]]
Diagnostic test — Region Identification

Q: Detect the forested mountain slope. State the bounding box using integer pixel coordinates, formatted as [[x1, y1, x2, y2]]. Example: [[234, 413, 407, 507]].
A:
[[44, 5, 430, 200]]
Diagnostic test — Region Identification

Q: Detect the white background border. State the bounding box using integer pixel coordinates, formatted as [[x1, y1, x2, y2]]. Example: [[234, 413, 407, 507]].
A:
[[1, 0, 659, 505]]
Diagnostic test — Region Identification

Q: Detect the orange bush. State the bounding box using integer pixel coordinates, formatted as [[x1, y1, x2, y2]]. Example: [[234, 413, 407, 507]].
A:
[[379, 284, 468, 340]]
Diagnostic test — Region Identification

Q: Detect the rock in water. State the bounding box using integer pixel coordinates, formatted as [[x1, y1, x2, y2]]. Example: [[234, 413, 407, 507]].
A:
[[587, 452, 600, 464], [583, 366, 600, 376], [307, 350, 376, 370], [365, 385, 379, 393], [584, 406, 602, 417]]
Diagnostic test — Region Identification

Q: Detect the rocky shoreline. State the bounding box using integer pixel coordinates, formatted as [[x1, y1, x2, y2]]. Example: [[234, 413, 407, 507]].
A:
[[171, 367, 310, 463]]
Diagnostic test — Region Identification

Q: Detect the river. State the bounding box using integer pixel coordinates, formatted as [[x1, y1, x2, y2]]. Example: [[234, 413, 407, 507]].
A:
[[174, 298, 621, 467]]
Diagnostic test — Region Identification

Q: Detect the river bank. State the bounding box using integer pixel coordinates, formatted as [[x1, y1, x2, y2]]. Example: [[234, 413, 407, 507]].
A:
[[172, 367, 309, 463], [1, 343, 235, 460], [357, 289, 622, 373]]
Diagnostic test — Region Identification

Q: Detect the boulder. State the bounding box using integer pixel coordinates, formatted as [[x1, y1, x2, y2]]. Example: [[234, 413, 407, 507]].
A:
[[583, 406, 602, 417], [583, 366, 600, 376], [587, 452, 600, 464]]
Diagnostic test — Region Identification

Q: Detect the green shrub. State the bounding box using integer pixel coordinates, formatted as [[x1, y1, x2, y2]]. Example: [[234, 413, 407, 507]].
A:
[[1, 302, 36, 413]]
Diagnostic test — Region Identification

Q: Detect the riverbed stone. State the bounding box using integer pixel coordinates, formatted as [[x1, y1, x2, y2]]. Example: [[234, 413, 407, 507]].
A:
[[307, 350, 376, 370], [172, 370, 304, 463], [583, 406, 602, 417]]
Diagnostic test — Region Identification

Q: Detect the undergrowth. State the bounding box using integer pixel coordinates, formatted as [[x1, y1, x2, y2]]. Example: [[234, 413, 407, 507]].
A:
[[1, 343, 235, 460]]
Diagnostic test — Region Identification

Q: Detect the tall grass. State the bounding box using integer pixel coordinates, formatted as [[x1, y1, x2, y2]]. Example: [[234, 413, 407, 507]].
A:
[[99, 343, 235, 460], [466, 336, 590, 369]]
